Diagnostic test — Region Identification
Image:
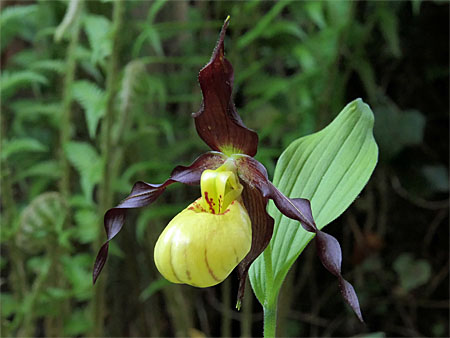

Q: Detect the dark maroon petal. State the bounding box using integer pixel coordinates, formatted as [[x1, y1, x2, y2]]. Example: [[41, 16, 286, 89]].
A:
[[236, 155, 363, 322], [236, 181, 274, 309], [93, 152, 225, 284], [193, 17, 258, 156]]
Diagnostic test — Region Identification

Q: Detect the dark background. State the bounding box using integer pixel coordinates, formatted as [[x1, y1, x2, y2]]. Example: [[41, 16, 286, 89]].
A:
[[1, 1, 448, 337]]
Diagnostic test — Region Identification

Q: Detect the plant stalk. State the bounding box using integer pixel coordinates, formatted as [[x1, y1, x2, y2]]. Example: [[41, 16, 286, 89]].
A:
[[262, 244, 277, 337], [59, 0, 82, 204], [92, 0, 124, 336], [52, 1, 83, 335], [263, 301, 278, 338], [221, 278, 231, 337]]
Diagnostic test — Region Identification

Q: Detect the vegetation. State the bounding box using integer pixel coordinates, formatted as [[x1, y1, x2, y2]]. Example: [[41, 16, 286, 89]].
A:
[[1, 1, 448, 337]]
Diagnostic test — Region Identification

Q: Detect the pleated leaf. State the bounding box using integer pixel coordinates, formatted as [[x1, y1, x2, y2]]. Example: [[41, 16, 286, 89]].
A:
[[249, 98, 378, 306]]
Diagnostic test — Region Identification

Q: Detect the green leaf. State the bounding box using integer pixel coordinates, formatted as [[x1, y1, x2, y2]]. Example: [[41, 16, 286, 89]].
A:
[[249, 99, 378, 305], [74, 208, 99, 244], [83, 14, 112, 65], [1, 138, 47, 161], [14, 160, 61, 182], [64, 308, 92, 336], [305, 2, 326, 29], [61, 254, 93, 301], [0, 70, 48, 100], [393, 253, 431, 292], [0, 5, 38, 51], [377, 6, 401, 57], [422, 165, 449, 192], [0, 5, 37, 28], [72, 80, 106, 139], [64, 141, 102, 202], [11, 100, 61, 118], [374, 107, 425, 160], [139, 278, 172, 301], [237, 0, 293, 49], [29, 59, 65, 74], [1, 293, 18, 317]]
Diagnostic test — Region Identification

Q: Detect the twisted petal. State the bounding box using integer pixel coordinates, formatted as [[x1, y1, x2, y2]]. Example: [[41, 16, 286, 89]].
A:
[[236, 156, 363, 322], [237, 180, 274, 309], [193, 17, 258, 156], [93, 152, 225, 284]]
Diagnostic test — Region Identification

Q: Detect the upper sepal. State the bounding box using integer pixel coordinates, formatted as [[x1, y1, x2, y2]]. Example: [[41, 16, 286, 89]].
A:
[[193, 17, 258, 156]]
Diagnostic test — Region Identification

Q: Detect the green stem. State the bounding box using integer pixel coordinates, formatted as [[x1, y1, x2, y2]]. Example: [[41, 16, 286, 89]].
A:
[[221, 279, 231, 337], [92, 0, 124, 336], [20, 257, 52, 337], [241, 282, 253, 337], [52, 2, 82, 335], [262, 244, 277, 337], [59, 0, 82, 206], [263, 302, 277, 338]]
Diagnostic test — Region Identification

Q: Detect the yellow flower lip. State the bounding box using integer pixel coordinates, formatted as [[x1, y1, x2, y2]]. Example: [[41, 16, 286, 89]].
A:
[[154, 198, 252, 287], [154, 161, 251, 287]]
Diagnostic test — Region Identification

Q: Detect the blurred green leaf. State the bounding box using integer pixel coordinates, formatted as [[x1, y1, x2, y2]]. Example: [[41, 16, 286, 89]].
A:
[[237, 0, 293, 49], [72, 80, 106, 139], [29, 59, 65, 74], [0, 5, 38, 51], [250, 99, 378, 305], [411, 0, 422, 15], [14, 160, 61, 182], [74, 208, 99, 244], [393, 253, 432, 292], [139, 278, 172, 301], [83, 14, 112, 65], [0, 70, 48, 100], [1, 293, 18, 317], [64, 308, 92, 336], [325, 1, 353, 28], [61, 254, 93, 301], [64, 141, 102, 202], [377, 6, 401, 57], [374, 107, 425, 160], [305, 2, 326, 29], [422, 165, 449, 192], [1, 138, 47, 161]]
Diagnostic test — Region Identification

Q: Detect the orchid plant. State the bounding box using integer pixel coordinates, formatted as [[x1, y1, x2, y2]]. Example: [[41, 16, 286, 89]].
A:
[[93, 17, 378, 335]]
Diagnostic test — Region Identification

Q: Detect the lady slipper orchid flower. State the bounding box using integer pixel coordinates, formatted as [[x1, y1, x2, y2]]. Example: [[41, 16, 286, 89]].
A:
[[93, 17, 363, 321]]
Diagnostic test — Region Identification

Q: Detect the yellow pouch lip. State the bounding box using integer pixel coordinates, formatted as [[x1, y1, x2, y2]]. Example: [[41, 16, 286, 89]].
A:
[[154, 197, 252, 287]]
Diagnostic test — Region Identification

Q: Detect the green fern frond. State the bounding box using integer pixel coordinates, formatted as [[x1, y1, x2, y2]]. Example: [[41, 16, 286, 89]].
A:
[[1, 138, 47, 161], [83, 14, 112, 66], [30, 59, 66, 74], [72, 80, 106, 139], [64, 141, 103, 203], [0, 70, 48, 99]]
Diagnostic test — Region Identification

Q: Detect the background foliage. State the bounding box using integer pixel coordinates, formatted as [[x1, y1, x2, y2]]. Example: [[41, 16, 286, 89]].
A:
[[1, 0, 448, 337]]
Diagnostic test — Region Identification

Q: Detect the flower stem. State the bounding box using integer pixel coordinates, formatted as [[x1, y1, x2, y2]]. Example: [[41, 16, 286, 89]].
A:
[[262, 243, 278, 337], [263, 301, 278, 338]]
